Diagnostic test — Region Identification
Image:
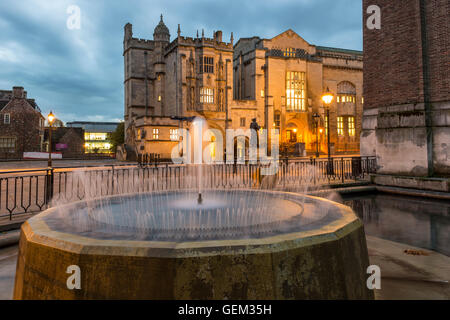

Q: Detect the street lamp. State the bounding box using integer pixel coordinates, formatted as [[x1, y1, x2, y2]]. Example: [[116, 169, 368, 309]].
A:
[[321, 88, 334, 174], [47, 111, 55, 168]]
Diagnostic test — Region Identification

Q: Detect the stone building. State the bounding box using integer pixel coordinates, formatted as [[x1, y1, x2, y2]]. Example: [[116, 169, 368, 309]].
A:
[[0, 87, 45, 159], [124, 16, 363, 159], [232, 31, 363, 155], [362, 0, 450, 176]]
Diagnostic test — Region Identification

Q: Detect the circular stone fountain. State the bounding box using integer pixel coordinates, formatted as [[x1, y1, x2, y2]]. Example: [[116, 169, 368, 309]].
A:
[[14, 190, 374, 300]]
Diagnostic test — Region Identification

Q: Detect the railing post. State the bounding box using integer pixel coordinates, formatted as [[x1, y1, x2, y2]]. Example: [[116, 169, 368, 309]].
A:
[[111, 165, 115, 195], [46, 168, 54, 207], [165, 163, 169, 190], [341, 157, 345, 183]]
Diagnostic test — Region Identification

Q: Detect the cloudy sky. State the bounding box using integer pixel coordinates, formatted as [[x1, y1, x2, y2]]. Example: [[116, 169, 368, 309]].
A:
[[0, 0, 362, 123]]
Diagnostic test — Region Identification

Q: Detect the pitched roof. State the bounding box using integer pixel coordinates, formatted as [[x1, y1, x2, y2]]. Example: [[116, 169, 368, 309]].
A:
[[0, 100, 9, 111]]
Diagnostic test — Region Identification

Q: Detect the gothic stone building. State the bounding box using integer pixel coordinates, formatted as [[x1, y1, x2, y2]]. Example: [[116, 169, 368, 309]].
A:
[[124, 16, 363, 159], [0, 87, 45, 159]]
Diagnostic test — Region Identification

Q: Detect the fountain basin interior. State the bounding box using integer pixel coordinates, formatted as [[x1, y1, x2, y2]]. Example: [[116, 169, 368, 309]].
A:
[[14, 190, 374, 300]]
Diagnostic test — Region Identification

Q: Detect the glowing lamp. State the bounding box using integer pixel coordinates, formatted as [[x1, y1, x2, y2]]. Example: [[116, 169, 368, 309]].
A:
[[321, 87, 334, 105], [47, 111, 55, 125]]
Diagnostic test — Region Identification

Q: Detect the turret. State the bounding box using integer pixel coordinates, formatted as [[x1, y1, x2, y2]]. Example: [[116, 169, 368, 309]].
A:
[[124, 23, 133, 41], [153, 14, 170, 42]]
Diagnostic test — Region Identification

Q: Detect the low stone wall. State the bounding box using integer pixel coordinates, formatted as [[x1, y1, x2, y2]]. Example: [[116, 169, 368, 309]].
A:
[[372, 174, 450, 193]]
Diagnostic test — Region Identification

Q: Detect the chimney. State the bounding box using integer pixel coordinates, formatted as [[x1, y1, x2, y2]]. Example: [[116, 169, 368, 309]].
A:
[[215, 30, 222, 42], [12, 86, 25, 99]]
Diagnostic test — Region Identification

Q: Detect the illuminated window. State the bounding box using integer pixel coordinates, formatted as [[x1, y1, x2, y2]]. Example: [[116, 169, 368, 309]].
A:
[[325, 115, 329, 136], [286, 71, 306, 112], [261, 89, 264, 98], [152, 128, 159, 140], [170, 129, 178, 141], [337, 117, 344, 136], [283, 48, 295, 57], [158, 95, 162, 102], [200, 87, 214, 104], [210, 136, 216, 158], [84, 132, 107, 141], [200, 56, 214, 74], [83, 141, 112, 153], [286, 130, 297, 142], [4, 114, 10, 124], [337, 82, 356, 105], [137, 129, 141, 140], [362, 97, 364, 104], [240, 118, 246, 127], [348, 117, 355, 136]]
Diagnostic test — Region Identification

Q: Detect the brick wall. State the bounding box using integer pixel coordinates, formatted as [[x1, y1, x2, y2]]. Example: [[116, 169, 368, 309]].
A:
[[0, 97, 43, 158], [363, 0, 450, 108], [423, 0, 450, 102]]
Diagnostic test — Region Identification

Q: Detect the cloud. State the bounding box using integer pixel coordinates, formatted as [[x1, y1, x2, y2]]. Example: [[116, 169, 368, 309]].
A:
[[0, 0, 362, 123]]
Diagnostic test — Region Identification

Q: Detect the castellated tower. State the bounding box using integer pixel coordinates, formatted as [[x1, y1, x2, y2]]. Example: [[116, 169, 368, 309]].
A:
[[123, 15, 234, 159]]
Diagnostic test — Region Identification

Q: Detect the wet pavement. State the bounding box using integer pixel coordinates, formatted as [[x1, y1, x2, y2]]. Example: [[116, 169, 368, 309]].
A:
[[367, 236, 450, 300], [0, 244, 17, 300], [341, 192, 450, 256]]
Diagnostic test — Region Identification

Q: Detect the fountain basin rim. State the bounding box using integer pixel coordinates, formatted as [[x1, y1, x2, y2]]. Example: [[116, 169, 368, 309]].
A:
[[24, 191, 361, 258]]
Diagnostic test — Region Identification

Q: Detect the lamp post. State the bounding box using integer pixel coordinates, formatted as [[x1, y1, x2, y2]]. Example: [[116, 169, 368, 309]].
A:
[[312, 113, 321, 158], [47, 111, 55, 168], [321, 88, 334, 174]]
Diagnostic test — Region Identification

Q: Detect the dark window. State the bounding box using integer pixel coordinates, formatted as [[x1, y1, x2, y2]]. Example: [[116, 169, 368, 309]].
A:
[[4, 113, 10, 124], [0, 137, 15, 150], [200, 56, 214, 74], [274, 112, 281, 130]]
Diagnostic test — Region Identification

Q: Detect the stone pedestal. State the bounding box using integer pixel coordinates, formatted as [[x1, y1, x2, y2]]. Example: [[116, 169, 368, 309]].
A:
[[14, 197, 374, 300]]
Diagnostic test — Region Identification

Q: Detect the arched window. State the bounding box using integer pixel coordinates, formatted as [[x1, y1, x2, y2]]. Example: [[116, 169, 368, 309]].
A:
[[336, 81, 357, 138], [337, 81, 356, 104]]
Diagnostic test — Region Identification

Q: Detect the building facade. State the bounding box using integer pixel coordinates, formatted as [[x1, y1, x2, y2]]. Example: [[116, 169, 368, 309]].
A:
[[124, 16, 363, 159], [0, 87, 45, 159], [44, 127, 85, 158], [67, 121, 119, 154], [362, 0, 450, 176]]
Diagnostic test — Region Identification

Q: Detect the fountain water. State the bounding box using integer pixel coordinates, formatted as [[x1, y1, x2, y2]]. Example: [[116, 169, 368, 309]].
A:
[[13, 120, 373, 300], [192, 117, 205, 205]]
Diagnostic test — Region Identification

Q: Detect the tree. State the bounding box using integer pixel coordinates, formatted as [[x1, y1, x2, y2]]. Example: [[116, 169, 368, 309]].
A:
[[109, 122, 124, 153]]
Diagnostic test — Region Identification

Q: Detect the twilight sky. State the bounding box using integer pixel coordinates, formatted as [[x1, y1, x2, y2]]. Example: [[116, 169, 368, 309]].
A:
[[0, 0, 362, 123]]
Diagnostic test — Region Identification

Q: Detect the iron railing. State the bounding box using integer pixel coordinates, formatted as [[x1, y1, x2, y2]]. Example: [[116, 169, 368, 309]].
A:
[[0, 156, 376, 220]]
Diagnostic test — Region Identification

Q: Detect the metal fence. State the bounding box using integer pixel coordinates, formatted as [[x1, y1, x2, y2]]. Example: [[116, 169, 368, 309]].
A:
[[0, 156, 376, 221]]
